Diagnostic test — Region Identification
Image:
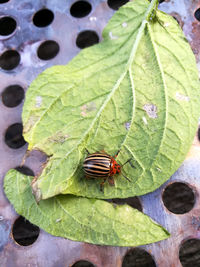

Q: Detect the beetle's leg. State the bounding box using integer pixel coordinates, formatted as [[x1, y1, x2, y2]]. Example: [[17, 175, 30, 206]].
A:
[[114, 150, 120, 158], [99, 149, 106, 154], [128, 159, 135, 169], [121, 173, 131, 182], [121, 158, 134, 167], [85, 148, 90, 155], [100, 178, 107, 192], [85, 174, 92, 179], [108, 176, 115, 186]]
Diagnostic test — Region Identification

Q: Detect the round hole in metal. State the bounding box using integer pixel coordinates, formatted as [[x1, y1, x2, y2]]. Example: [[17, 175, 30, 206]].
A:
[[5, 123, 26, 149], [15, 166, 34, 176], [0, 16, 17, 36], [0, 50, 20, 70], [162, 182, 195, 214], [33, 9, 54, 27], [198, 127, 200, 142], [107, 0, 129, 10], [122, 248, 156, 267], [194, 8, 200, 21], [70, 1, 92, 18], [37, 40, 59, 60], [76, 30, 99, 49], [0, 0, 9, 3], [2, 84, 24, 107], [12, 216, 40, 246], [111, 197, 142, 212], [179, 239, 200, 267], [71, 260, 95, 267]]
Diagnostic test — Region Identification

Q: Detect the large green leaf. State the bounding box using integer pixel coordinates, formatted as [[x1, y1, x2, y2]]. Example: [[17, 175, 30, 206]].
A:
[[22, 0, 199, 201], [4, 169, 169, 246]]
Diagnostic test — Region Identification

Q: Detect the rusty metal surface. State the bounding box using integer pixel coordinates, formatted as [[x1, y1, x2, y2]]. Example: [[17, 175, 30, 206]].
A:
[[0, 0, 200, 266]]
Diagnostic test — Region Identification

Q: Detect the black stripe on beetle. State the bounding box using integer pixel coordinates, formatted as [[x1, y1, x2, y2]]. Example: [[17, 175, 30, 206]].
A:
[[83, 151, 132, 191], [83, 154, 110, 177]]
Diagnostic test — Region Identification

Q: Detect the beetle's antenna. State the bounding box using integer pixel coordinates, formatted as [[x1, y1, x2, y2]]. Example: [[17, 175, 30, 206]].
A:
[[121, 173, 131, 182]]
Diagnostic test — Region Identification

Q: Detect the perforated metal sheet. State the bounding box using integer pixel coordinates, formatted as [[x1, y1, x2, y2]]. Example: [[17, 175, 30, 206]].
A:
[[0, 1, 200, 266]]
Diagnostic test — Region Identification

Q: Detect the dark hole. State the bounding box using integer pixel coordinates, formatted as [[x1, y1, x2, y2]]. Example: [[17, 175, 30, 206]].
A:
[[162, 182, 195, 214], [15, 166, 34, 176], [33, 9, 54, 27], [0, 16, 16, 36], [70, 1, 92, 18], [107, 0, 129, 10], [76, 30, 99, 49], [122, 248, 156, 267], [0, 0, 10, 4], [159, 0, 165, 3], [194, 8, 200, 21], [12, 216, 39, 246], [72, 260, 95, 267], [0, 50, 20, 70], [5, 123, 26, 149], [179, 239, 200, 267], [198, 127, 200, 141], [2, 85, 24, 107], [37, 40, 59, 60], [111, 197, 142, 212]]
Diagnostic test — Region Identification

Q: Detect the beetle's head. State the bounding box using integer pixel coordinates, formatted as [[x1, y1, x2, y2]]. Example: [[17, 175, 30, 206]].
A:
[[115, 163, 121, 174]]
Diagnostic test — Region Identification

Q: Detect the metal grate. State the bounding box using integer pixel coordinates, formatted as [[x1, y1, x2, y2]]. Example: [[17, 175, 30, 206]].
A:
[[0, 0, 200, 266]]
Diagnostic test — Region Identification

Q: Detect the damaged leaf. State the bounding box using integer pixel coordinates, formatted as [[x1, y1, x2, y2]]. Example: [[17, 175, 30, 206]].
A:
[[4, 170, 170, 246], [19, 0, 199, 201]]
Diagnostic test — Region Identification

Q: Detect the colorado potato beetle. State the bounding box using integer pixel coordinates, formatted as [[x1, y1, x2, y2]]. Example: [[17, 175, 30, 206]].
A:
[[83, 151, 131, 191]]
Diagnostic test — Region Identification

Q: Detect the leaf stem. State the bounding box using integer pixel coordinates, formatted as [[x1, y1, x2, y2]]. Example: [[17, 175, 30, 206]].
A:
[[147, 0, 159, 21]]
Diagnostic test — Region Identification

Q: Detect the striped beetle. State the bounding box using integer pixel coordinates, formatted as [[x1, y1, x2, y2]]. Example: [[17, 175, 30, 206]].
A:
[[83, 151, 131, 191]]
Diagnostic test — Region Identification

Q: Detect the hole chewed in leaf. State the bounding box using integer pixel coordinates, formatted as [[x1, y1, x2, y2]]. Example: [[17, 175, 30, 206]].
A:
[[109, 31, 118, 40], [176, 92, 190, 102], [35, 96, 42, 108], [143, 104, 157, 119]]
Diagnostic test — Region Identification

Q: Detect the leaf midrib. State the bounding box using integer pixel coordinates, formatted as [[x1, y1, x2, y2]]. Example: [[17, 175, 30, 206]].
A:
[[36, 0, 159, 198]]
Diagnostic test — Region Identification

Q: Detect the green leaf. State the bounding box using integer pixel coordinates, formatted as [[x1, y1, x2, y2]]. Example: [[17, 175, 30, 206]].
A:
[[22, 0, 200, 201], [4, 169, 169, 246]]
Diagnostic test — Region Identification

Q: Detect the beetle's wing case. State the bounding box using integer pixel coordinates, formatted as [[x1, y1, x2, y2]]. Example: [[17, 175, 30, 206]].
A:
[[83, 153, 111, 178]]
